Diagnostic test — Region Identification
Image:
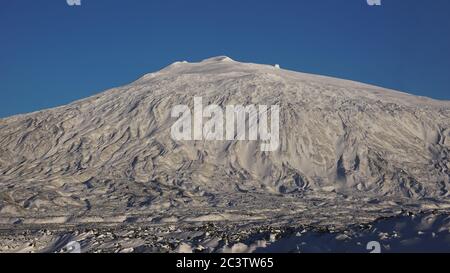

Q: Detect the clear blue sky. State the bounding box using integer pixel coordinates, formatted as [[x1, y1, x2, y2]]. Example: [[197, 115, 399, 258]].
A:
[[1, 0, 450, 118]]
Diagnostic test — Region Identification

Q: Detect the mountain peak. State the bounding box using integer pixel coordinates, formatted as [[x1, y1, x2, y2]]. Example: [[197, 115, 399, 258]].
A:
[[0, 56, 449, 233], [201, 56, 234, 62]]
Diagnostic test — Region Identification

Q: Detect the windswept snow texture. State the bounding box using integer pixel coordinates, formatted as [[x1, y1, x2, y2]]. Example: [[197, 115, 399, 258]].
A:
[[0, 56, 450, 239]]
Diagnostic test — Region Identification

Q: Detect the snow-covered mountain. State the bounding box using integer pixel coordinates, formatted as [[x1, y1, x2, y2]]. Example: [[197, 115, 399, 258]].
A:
[[1, 56, 449, 226]]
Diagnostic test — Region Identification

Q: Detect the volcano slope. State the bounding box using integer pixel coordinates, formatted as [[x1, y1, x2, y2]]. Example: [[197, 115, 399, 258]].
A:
[[0, 57, 449, 252]]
